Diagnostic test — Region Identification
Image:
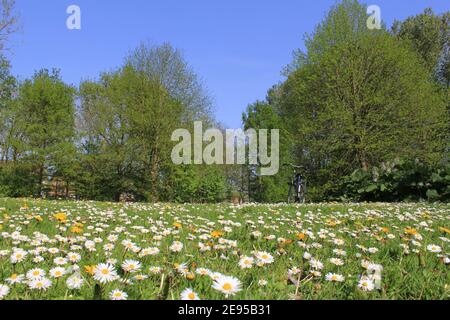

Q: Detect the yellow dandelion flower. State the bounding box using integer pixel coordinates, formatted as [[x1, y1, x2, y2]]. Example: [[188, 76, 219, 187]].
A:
[[53, 213, 67, 224], [211, 230, 224, 238], [404, 228, 418, 236], [84, 265, 96, 275], [296, 233, 307, 241], [173, 222, 182, 229]]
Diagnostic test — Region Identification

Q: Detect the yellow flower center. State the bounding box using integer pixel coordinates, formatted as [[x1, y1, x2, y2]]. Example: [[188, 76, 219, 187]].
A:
[[188, 292, 196, 300], [222, 283, 232, 291]]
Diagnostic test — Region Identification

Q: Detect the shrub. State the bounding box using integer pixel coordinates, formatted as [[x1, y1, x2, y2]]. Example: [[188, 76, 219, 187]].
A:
[[333, 159, 449, 202]]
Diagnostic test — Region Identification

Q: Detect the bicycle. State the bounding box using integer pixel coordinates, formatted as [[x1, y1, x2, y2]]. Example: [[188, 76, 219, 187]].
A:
[[285, 164, 307, 204]]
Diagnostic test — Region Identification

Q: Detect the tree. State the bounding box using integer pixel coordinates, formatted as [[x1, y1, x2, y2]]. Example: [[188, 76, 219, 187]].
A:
[[78, 43, 217, 202], [14, 69, 76, 196], [126, 42, 213, 124], [0, 54, 16, 161], [242, 88, 294, 203], [392, 8, 450, 84], [274, 0, 448, 200], [79, 65, 183, 201], [0, 0, 18, 52]]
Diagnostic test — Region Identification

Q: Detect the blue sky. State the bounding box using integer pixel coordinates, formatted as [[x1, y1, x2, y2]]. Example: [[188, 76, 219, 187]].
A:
[[7, 0, 450, 128]]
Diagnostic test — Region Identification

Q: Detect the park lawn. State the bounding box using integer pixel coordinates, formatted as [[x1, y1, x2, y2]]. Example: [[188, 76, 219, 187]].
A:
[[0, 198, 448, 300]]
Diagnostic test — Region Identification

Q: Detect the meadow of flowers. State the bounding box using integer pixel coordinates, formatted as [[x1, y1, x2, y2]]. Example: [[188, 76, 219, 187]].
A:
[[0, 198, 448, 300]]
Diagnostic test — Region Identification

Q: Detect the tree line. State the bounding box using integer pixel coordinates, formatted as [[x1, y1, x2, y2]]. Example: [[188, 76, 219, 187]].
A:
[[0, 0, 449, 203], [242, 1, 449, 202]]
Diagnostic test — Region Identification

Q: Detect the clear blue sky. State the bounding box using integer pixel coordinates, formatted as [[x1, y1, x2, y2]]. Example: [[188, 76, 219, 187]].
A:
[[7, 0, 450, 128]]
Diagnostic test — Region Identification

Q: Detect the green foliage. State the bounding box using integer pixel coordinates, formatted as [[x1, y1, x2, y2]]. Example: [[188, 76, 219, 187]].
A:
[[244, 0, 448, 203], [0, 69, 76, 197], [0, 162, 38, 197], [335, 159, 450, 202], [242, 91, 294, 203], [160, 165, 226, 203], [75, 43, 222, 202], [392, 8, 450, 85]]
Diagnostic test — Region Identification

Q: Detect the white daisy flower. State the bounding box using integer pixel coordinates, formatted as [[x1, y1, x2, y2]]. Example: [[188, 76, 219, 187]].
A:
[[212, 275, 242, 298]]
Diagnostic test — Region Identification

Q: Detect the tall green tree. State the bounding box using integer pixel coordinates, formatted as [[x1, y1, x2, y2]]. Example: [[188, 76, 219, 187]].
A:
[[392, 8, 450, 85], [275, 0, 447, 200], [0, 55, 16, 161], [15, 69, 76, 195], [242, 86, 294, 202], [77, 43, 219, 202]]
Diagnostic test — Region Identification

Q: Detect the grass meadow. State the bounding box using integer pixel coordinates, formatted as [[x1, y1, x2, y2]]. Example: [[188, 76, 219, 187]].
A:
[[0, 198, 448, 300]]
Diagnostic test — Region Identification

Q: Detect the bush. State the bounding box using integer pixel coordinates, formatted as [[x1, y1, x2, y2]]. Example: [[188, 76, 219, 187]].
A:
[[332, 159, 449, 202]]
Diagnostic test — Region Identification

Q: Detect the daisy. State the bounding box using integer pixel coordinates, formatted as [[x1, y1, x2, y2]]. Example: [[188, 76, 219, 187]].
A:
[[358, 277, 375, 292], [110, 289, 128, 300], [29, 278, 52, 291], [121, 240, 136, 250], [53, 257, 68, 265], [195, 268, 211, 276], [49, 267, 66, 279], [180, 288, 200, 300], [175, 263, 189, 275], [209, 272, 224, 281], [133, 274, 148, 281], [0, 284, 10, 300], [329, 258, 344, 266], [255, 251, 274, 265], [333, 249, 347, 256], [67, 252, 81, 263], [367, 264, 383, 273], [6, 274, 24, 285], [84, 240, 96, 252], [325, 273, 345, 282], [66, 274, 84, 290], [427, 244, 442, 253], [10, 249, 27, 264], [103, 243, 115, 252], [142, 247, 160, 256], [32, 256, 44, 264], [26, 268, 46, 281], [121, 259, 142, 273], [310, 270, 322, 277], [149, 266, 162, 274], [239, 256, 254, 269], [48, 248, 60, 255], [169, 241, 184, 253], [212, 275, 242, 298], [258, 279, 268, 286], [309, 258, 324, 270], [93, 263, 118, 284]]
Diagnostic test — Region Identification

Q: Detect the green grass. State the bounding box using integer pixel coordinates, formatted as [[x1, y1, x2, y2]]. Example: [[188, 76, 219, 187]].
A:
[[0, 198, 448, 300]]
